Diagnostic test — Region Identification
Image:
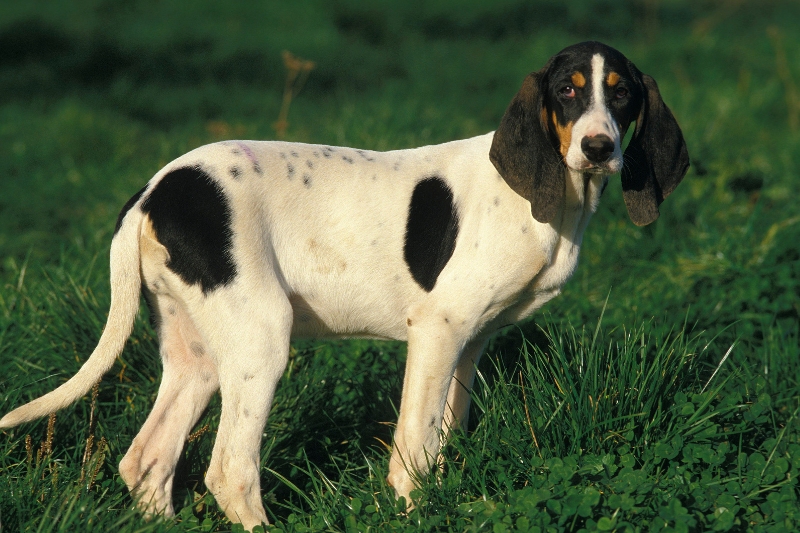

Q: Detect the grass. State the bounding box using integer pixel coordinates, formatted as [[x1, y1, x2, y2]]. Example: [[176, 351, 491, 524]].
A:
[[1, 0, 799, 531]]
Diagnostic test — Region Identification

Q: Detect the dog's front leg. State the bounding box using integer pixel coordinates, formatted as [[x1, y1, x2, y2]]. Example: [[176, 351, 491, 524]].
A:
[[442, 337, 487, 437], [388, 310, 467, 503]]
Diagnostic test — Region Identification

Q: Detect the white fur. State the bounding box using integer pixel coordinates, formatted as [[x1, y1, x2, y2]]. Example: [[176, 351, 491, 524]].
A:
[[1, 132, 610, 530]]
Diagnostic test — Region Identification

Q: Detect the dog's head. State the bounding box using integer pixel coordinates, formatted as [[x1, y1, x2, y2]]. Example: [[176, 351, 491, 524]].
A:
[[490, 41, 689, 226]]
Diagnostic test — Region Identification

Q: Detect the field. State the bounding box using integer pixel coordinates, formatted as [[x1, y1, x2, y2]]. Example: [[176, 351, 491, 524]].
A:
[[1, 0, 799, 531]]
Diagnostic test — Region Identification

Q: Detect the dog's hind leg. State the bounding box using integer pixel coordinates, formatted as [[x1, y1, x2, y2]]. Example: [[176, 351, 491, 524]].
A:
[[200, 281, 293, 530], [119, 291, 219, 518]]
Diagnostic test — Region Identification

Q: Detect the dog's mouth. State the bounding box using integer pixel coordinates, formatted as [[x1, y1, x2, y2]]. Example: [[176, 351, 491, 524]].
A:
[[572, 159, 621, 175], [565, 141, 623, 175], [581, 164, 609, 174]]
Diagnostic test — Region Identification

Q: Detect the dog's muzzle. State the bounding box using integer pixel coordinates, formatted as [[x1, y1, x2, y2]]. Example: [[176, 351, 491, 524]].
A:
[[581, 134, 615, 164]]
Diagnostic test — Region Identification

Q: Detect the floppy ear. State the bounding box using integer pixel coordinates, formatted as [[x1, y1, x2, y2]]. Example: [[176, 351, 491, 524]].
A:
[[490, 69, 565, 224], [621, 74, 689, 226]]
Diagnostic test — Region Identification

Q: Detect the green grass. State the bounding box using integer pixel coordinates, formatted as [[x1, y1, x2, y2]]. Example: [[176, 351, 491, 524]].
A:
[[1, 0, 799, 531]]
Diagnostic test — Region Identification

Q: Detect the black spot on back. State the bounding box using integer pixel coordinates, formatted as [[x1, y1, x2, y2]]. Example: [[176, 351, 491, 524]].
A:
[[404, 177, 459, 292], [141, 166, 237, 294], [114, 185, 147, 235]]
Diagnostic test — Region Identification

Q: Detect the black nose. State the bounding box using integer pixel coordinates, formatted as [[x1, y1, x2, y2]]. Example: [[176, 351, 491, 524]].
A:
[[581, 135, 615, 164]]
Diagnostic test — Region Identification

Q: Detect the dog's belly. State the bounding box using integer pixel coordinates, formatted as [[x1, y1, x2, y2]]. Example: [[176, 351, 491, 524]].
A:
[[288, 291, 406, 340], [275, 221, 420, 341], [270, 213, 419, 341], [286, 275, 414, 340]]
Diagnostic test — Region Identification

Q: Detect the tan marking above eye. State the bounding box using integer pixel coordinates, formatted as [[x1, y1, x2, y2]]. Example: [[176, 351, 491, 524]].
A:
[[571, 72, 586, 88], [606, 71, 620, 86], [551, 111, 573, 159]]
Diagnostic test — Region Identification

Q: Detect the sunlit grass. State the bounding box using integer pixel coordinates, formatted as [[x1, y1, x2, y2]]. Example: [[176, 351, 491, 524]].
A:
[[1, 0, 799, 531]]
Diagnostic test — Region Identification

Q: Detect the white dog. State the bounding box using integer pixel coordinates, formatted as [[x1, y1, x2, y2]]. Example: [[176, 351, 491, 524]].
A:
[[1, 41, 688, 530]]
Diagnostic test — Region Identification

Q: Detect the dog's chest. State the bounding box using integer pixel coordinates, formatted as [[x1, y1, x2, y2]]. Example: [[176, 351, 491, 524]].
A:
[[497, 173, 604, 324]]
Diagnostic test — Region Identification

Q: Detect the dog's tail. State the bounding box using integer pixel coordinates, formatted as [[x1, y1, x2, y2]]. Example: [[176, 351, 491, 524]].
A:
[[0, 204, 144, 429]]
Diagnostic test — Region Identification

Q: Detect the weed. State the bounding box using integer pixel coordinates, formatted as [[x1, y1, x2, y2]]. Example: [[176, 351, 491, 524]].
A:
[[273, 51, 315, 139]]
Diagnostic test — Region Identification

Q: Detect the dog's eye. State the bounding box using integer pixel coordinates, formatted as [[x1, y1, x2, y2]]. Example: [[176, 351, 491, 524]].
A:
[[615, 87, 629, 99], [560, 86, 575, 99]]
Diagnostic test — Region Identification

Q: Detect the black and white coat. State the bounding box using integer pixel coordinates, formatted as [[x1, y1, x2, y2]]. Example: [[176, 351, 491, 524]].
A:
[[1, 41, 689, 531]]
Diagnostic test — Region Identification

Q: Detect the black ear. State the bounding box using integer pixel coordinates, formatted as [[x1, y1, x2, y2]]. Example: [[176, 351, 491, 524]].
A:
[[490, 69, 564, 224], [621, 74, 689, 226]]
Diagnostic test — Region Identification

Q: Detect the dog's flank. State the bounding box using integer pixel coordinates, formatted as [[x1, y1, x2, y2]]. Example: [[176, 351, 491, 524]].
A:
[[1, 41, 688, 531]]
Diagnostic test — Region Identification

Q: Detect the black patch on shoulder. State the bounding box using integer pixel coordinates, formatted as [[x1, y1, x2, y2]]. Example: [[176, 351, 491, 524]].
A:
[[404, 177, 459, 292], [114, 185, 147, 235], [141, 166, 237, 293]]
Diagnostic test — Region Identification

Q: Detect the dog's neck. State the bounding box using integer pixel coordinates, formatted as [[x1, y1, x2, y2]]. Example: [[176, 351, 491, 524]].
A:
[[561, 167, 608, 217]]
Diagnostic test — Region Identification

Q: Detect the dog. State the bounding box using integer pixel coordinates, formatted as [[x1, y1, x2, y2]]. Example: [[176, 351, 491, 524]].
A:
[[0, 41, 688, 530]]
